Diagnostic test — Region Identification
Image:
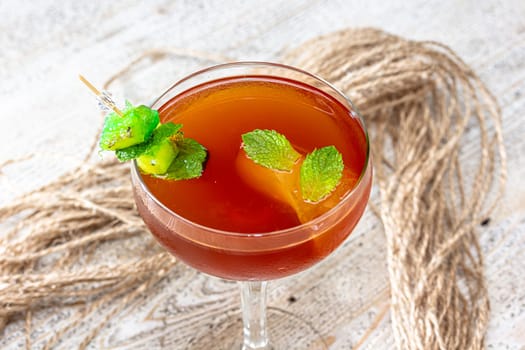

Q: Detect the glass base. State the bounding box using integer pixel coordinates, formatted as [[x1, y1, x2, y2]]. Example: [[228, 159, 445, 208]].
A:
[[187, 307, 329, 350]]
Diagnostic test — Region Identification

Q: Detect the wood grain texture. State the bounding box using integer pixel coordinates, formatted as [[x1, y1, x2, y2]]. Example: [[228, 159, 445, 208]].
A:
[[0, 0, 524, 349]]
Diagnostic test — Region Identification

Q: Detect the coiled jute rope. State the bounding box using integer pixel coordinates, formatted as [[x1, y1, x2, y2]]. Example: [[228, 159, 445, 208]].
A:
[[0, 28, 506, 349], [284, 28, 506, 349]]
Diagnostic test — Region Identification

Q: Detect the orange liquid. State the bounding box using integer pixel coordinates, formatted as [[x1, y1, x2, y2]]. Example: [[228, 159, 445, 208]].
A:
[[137, 76, 370, 280]]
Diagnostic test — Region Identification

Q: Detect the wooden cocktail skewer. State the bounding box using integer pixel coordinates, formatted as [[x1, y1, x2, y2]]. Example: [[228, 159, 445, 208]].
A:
[[79, 75, 123, 116]]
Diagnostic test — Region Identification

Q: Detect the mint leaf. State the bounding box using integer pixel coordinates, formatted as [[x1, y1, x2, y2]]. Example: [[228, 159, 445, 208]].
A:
[[115, 142, 149, 161], [242, 129, 300, 171], [115, 122, 182, 161], [300, 146, 344, 202], [165, 138, 208, 180]]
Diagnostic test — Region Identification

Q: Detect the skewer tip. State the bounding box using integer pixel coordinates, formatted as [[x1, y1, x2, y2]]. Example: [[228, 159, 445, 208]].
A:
[[79, 74, 123, 116]]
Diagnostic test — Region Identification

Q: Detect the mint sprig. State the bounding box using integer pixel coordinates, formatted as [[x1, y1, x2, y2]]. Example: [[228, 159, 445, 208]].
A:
[[165, 138, 208, 180], [98, 100, 207, 179], [241, 129, 300, 171], [300, 146, 344, 202], [241, 129, 344, 203]]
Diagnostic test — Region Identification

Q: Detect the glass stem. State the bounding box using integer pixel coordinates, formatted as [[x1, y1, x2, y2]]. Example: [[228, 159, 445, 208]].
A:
[[239, 281, 271, 350]]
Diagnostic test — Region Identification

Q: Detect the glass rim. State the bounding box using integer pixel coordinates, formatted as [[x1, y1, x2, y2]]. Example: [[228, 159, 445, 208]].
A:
[[131, 61, 371, 238]]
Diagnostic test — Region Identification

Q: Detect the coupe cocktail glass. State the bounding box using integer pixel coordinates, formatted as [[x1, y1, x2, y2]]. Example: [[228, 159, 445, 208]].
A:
[[131, 62, 372, 349]]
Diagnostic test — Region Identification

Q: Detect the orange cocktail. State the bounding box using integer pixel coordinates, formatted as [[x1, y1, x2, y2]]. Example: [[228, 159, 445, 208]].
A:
[[130, 62, 371, 349], [133, 68, 371, 281]]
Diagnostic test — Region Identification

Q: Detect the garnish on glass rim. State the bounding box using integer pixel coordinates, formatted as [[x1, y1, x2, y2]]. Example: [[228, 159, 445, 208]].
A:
[[79, 75, 207, 179]]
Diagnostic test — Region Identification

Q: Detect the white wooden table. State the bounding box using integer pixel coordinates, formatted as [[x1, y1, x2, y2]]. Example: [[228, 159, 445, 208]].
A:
[[1, 1, 524, 349]]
